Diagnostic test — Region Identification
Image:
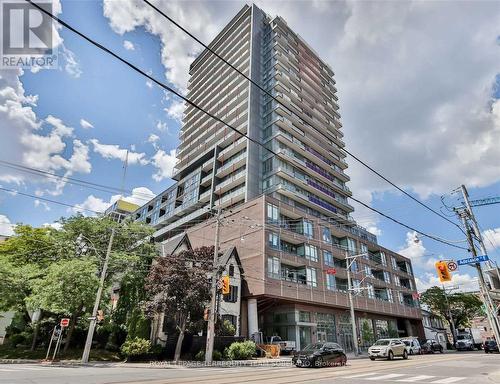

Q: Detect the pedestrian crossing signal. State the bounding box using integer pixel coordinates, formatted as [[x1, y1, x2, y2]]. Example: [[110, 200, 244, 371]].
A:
[[435, 261, 452, 282]]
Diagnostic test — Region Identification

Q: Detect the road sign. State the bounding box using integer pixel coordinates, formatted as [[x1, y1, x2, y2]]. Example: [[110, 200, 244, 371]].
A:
[[457, 255, 489, 266], [326, 268, 337, 275], [447, 261, 458, 271], [60, 318, 70, 327]]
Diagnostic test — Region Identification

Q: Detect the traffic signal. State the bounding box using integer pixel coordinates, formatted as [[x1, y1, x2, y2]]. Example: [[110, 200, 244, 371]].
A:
[[221, 275, 230, 295], [435, 261, 452, 282]]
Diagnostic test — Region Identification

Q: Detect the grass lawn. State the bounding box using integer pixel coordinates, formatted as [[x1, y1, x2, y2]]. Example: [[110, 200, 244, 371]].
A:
[[0, 345, 122, 361]]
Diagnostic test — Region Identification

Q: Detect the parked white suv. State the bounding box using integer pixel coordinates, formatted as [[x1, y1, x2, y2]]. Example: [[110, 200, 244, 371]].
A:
[[402, 337, 421, 355], [368, 338, 408, 360]]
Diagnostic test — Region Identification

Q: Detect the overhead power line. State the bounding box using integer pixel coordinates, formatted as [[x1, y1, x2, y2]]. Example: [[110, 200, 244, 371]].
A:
[[0, 159, 155, 202], [24, 0, 466, 251], [0, 186, 100, 214], [142, 0, 465, 236]]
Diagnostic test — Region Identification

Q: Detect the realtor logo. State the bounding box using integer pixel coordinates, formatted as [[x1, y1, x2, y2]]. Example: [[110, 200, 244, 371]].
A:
[[1, 0, 58, 68]]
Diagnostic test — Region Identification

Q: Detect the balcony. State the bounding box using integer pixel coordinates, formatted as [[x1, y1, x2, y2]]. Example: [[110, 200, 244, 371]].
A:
[[213, 186, 245, 209], [216, 151, 247, 178], [214, 169, 246, 195], [218, 136, 247, 160], [199, 189, 211, 203], [200, 173, 213, 187]]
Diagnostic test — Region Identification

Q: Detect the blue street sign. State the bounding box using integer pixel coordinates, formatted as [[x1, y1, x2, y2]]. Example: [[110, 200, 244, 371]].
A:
[[456, 255, 489, 266]]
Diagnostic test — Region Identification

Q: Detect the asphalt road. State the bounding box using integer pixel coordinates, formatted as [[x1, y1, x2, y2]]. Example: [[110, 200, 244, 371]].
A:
[[1, 351, 499, 384]]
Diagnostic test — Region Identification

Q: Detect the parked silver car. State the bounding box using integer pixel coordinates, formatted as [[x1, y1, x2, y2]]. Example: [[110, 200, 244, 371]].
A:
[[368, 338, 408, 360]]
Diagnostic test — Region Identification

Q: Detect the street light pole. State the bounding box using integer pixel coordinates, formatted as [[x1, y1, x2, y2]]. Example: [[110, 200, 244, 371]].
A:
[[81, 228, 115, 363]]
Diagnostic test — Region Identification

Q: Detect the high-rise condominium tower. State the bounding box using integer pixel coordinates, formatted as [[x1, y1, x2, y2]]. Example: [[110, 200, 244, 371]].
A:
[[134, 5, 423, 350]]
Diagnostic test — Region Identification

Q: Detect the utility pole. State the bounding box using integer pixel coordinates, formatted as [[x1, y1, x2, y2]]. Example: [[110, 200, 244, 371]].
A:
[[205, 208, 221, 364], [82, 228, 115, 363], [442, 285, 457, 346], [346, 252, 366, 356], [455, 186, 500, 344]]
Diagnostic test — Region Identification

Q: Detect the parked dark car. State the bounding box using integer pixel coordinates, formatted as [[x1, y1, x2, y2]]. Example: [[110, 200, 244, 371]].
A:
[[292, 342, 347, 367], [421, 339, 444, 354], [484, 340, 499, 353]]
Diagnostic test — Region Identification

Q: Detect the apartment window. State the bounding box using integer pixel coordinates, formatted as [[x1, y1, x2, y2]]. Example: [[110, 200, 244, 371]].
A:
[[367, 283, 375, 299], [323, 250, 333, 266], [322, 227, 332, 243], [360, 243, 368, 254], [268, 232, 279, 249], [267, 257, 280, 278], [384, 271, 391, 284], [380, 252, 387, 266], [351, 260, 358, 273], [229, 264, 235, 277], [365, 265, 372, 277], [326, 274, 335, 291], [391, 256, 397, 270], [395, 276, 400, 287], [303, 220, 313, 238], [299, 311, 311, 322], [387, 288, 394, 303], [306, 267, 317, 287], [300, 244, 318, 262], [352, 279, 361, 293], [267, 203, 279, 223], [263, 158, 273, 174], [398, 292, 404, 304], [223, 285, 238, 303]]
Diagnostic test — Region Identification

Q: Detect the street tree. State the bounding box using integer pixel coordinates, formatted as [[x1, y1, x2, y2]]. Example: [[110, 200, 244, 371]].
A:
[[420, 286, 483, 330], [29, 258, 99, 352], [0, 215, 156, 352], [144, 247, 214, 362]]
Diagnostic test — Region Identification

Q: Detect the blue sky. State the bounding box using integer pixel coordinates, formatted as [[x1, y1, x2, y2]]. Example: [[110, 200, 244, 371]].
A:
[[0, 0, 499, 291]]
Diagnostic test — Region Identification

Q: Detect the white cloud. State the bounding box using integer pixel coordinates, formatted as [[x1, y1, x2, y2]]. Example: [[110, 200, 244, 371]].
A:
[[482, 228, 500, 252], [148, 133, 160, 144], [80, 119, 94, 129], [73, 195, 111, 214], [73, 187, 155, 216], [61, 45, 82, 78], [45, 115, 73, 137], [416, 272, 479, 293], [399, 231, 426, 260], [90, 139, 149, 166], [151, 149, 177, 182], [42, 222, 63, 230], [102, 0, 231, 94], [0, 214, 15, 236], [0, 67, 91, 193], [156, 120, 168, 132], [164, 99, 185, 123], [123, 40, 135, 50], [34, 199, 51, 211]]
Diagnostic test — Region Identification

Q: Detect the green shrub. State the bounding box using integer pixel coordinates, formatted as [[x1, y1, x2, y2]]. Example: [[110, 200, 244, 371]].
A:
[[8, 333, 27, 348], [225, 341, 256, 360], [120, 337, 151, 357], [195, 350, 205, 361], [195, 349, 223, 361]]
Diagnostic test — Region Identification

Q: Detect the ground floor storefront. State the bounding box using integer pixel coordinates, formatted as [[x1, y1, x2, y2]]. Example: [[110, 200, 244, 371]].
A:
[[242, 298, 424, 352]]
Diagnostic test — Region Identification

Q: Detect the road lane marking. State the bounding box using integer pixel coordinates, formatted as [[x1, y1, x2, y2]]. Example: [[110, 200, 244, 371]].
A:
[[365, 373, 406, 381], [342, 373, 380, 378], [430, 378, 466, 384], [0, 368, 16, 372], [397, 375, 437, 382]]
